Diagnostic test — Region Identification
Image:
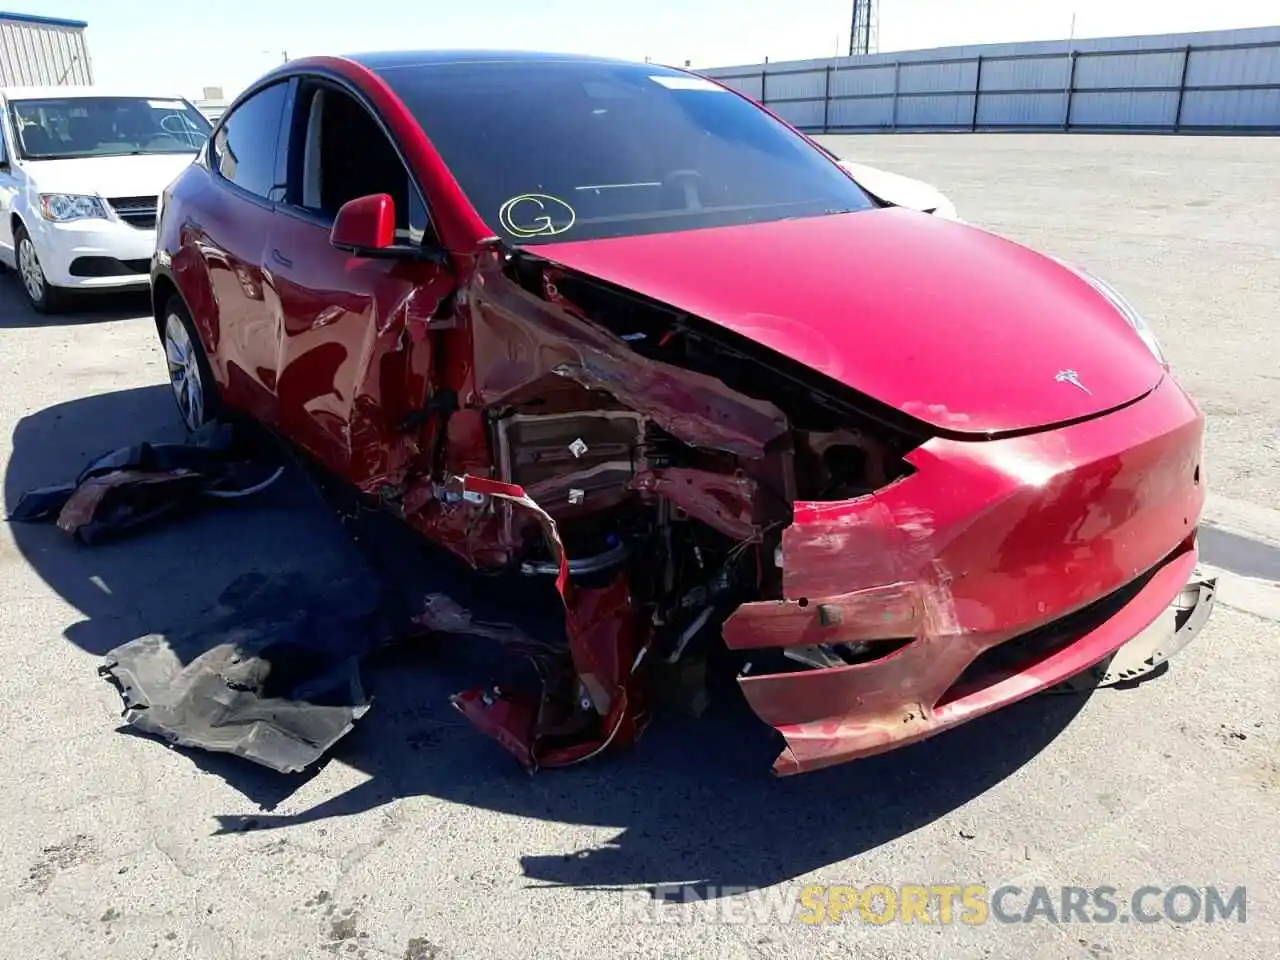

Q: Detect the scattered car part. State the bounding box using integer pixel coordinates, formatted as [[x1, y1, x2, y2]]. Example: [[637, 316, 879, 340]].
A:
[[6, 422, 282, 543], [98, 572, 393, 774]]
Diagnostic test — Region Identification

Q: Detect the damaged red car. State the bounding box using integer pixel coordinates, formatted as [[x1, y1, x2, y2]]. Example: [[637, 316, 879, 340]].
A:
[[151, 50, 1215, 776]]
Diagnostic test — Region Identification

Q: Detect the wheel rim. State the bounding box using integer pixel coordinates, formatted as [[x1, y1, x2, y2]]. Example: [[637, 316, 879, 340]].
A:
[[18, 237, 44, 303], [163, 313, 205, 430]]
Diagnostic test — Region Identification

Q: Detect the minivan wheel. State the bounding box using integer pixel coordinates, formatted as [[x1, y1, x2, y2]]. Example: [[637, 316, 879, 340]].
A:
[[161, 296, 221, 432], [15, 225, 66, 314]]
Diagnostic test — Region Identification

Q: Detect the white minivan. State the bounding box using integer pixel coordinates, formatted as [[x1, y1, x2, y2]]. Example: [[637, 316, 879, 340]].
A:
[[0, 87, 211, 313]]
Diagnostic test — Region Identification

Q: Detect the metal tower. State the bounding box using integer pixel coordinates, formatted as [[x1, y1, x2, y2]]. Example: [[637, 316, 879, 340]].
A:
[[849, 0, 879, 56]]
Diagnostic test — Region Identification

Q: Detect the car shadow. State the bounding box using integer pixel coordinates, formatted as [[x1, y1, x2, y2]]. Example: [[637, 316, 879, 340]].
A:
[[0, 277, 151, 328], [212, 652, 1093, 898], [2, 384, 365, 657], [4, 384, 1096, 897]]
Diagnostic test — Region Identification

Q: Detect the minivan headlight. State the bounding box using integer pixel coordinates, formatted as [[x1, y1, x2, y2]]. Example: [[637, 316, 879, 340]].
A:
[[39, 193, 110, 222]]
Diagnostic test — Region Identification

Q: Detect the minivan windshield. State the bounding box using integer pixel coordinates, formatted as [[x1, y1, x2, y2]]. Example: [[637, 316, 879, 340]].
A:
[[9, 96, 211, 160], [374, 58, 874, 244]]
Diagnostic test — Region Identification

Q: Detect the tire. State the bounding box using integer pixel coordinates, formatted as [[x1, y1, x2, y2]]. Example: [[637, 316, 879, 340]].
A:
[[160, 294, 222, 432], [15, 224, 67, 314]]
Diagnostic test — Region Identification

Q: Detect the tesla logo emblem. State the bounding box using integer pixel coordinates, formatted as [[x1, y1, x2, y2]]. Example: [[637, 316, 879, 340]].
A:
[[1055, 369, 1091, 395]]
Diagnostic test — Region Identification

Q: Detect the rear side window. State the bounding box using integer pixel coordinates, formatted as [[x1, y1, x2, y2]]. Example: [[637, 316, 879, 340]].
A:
[[212, 82, 287, 200]]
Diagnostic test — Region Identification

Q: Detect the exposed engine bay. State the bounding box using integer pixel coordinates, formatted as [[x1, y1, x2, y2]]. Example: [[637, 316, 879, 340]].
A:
[[420, 246, 928, 770]]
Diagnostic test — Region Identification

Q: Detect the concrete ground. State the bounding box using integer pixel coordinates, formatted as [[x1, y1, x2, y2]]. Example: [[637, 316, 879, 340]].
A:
[[1, 134, 1278, 960]]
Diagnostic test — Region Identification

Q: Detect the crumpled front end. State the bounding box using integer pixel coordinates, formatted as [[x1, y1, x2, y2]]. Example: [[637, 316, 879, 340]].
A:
[[395, 245, 1210, 776], [725, 375, 1209, 774]]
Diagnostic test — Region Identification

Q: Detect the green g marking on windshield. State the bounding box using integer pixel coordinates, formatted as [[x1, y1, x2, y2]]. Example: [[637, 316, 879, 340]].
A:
[[497, 194, 576, 238]]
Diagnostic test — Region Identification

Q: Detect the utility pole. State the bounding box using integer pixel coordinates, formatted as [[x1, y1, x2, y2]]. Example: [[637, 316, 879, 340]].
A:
[[849, 0, 879, 56]]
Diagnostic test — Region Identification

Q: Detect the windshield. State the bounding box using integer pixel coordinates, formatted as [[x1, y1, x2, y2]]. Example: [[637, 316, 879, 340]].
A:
[[9, 96, 211, 160], [375, 59, 874, 244]]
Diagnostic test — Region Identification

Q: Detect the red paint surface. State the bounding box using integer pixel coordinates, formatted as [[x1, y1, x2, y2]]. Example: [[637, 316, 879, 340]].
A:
[[764, 544, 1199, 775], [536, 211, 1165, 436]]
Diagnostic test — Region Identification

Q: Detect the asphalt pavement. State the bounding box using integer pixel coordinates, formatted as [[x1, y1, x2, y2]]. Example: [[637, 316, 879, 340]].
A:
[[0, 133, 1277, 960]]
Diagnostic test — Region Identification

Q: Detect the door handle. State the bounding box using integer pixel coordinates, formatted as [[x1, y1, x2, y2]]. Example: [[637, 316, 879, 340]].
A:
[[271, 248, 293, 268]]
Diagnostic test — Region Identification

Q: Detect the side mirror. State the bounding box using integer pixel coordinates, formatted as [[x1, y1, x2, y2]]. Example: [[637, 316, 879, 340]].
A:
[[330, 193, 395, 254]]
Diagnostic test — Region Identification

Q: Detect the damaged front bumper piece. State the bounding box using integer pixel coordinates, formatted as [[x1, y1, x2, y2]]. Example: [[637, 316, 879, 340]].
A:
[[728, 548, 1215, 776]]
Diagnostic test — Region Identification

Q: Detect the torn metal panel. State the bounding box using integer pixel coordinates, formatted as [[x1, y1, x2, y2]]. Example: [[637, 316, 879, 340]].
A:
[[98, 572, 396, 774], [466, 254, 788, 459], [446, 474, 650, 769], [632, 467, 759, 541]]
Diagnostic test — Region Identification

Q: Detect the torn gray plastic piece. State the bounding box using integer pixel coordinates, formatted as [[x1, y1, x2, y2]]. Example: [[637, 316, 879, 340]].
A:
[[99, 571, 391, 773]]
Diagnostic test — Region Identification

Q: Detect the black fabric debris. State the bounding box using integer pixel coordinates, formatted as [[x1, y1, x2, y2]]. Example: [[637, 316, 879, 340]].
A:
[[99, 571, 406, 774], [6, 422, 283, 543]]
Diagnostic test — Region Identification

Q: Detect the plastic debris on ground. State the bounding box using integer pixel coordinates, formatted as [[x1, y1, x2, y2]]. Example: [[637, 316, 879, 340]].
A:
[[5, 422, 284, 543], [98, 570, 412, 774]]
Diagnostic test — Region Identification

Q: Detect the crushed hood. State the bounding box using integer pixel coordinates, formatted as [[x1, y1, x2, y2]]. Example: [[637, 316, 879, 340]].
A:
[[533, 209, 1164, 436]]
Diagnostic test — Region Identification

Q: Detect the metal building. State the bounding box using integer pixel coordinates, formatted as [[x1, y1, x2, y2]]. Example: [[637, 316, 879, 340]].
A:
[[193, 86, 229, 124], [0, 10, 92, 87]]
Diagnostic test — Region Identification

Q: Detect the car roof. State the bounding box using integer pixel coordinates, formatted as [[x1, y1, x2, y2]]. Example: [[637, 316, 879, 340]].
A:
[[347, 49, 664, 73], [0, 85, 193, 102]]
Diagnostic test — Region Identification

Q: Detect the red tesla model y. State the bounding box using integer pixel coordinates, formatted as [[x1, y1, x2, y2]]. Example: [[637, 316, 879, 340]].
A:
[[152, 51, 1213, 775]]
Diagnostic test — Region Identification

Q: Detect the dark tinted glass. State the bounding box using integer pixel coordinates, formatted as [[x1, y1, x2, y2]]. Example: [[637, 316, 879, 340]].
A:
[[212, 82, 287, 199], [9, 96, 211, 159], [376, 59, 873, 244]]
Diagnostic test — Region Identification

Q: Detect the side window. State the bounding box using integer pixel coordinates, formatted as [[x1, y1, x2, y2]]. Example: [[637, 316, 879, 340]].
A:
[[289, 82, 432, 244], [212, 82, 288, 200], [0, 113, 7, 165]]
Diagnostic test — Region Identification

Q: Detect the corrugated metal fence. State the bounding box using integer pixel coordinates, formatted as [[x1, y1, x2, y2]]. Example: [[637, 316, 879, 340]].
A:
[[699, 25, 1280, 133]]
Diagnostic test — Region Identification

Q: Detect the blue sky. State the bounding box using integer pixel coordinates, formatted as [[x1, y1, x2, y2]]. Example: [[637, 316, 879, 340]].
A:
[[35, 0, 1280, 97]]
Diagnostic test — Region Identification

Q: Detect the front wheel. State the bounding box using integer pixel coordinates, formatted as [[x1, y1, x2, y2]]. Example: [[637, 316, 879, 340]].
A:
[[161, 296, 221, 432], [15, 225, 66, 314]]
